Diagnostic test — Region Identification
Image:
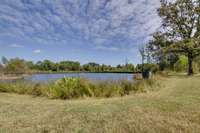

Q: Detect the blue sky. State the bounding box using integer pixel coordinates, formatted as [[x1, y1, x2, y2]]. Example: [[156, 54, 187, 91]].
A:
[[0, 0, 161, 66]]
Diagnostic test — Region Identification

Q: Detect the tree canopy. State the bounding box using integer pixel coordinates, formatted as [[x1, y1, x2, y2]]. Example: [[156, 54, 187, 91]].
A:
[[149, 0, 200, 75]]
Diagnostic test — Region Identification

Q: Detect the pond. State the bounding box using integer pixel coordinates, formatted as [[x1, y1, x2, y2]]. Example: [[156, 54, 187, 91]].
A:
[[24, 73, 135, 82]]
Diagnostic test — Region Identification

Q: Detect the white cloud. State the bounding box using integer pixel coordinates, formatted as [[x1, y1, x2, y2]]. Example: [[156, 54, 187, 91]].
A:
[[33, 49, 41, 54], [94, 46, 120, 52], [9, 43, 24, 48], [0, 0, 161, 50]]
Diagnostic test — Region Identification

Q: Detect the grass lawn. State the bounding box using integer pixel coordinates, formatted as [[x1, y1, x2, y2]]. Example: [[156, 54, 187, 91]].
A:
[[0, 75, 200, 133]]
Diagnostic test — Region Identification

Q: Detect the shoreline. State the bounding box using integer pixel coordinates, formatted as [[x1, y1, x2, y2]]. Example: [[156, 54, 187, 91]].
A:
[[0, 74, 27, 80], [31, 71, 141, 74]]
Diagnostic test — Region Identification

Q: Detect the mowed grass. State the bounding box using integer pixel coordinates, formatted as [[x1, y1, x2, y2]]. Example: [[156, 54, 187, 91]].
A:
[[1, 76, 200, 133]]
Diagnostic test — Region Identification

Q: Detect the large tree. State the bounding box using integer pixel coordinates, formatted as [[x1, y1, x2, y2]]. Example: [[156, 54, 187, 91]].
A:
[[150, 0, 200, 75]]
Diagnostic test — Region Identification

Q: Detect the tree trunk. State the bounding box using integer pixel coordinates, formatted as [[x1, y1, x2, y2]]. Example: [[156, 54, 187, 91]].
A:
[[188, 55, 193, 76]]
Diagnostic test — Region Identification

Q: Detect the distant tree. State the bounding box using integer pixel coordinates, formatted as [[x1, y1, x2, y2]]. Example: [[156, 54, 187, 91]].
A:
[[5, 58, 28, 75], [70, 61, 80, 71], [116, 64, 122, 69], [58, 61, 80, 71], [35, 61, 43, 70], [42, 60, 56, 71], [26, 61, 35, 70], [83, 62, 100, 72], [101, 64, 107, 72], [125, 64, 135, 72], [82, 64, 90, 71], [34, 60, 55, 71]]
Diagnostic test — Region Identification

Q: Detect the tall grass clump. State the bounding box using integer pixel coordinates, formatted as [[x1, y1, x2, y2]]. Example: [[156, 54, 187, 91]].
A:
[[89, 80, 146, 98], [0, 77, 159, 100], [0, 81, 48, 96], [47, 78, 93, 99], [89, 80, 125, 98], [0, 81, 31, 94], [133, 78, 159, 92]]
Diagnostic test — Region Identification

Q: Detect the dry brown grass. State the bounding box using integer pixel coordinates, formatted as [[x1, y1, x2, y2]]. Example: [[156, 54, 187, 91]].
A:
[[0, 76, 200, 133]]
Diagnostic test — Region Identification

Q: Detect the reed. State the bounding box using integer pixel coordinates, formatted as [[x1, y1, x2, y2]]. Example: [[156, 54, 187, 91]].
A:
[[0, 77, 158, 100]]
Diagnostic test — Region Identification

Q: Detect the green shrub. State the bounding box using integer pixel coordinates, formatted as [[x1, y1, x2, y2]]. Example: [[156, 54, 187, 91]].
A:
[[174, 55, 200, 73], [174, 55, 188, 72], [48, 78, 93, 99]]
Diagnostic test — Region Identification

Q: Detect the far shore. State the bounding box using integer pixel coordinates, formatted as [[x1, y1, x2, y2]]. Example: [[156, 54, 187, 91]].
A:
[[31, 71, 141, 74]]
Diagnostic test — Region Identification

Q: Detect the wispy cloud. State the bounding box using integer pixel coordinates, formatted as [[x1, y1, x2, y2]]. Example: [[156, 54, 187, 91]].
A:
[[0, 0, 161, 51], [9, 44, 24, 48], [33, 49, 41, 54]]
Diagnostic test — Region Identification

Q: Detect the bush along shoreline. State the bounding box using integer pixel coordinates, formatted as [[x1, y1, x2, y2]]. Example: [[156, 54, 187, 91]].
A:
[[0, 77, 159, 100]]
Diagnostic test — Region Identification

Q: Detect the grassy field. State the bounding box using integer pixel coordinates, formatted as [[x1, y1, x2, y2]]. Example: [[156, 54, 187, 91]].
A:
[[0, 75, 200, 133]]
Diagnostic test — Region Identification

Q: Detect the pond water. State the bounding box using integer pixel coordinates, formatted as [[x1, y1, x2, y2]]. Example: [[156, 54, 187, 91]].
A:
[[24, 73, 134, 82]]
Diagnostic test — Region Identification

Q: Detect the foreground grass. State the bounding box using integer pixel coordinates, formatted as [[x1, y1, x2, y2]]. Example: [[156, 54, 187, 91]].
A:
[[0, 76, 200, 132]]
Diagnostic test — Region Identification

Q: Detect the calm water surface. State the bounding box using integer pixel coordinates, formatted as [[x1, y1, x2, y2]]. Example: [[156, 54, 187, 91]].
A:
[[24, 73, 134, 82]]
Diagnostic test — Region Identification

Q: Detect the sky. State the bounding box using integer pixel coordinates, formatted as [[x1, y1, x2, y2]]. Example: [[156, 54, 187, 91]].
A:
[[0, 0, 161, 66]]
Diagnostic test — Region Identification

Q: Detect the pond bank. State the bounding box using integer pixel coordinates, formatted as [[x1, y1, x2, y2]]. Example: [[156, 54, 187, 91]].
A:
[[0, 74, 27, 80], [0, 77, 157, 100]]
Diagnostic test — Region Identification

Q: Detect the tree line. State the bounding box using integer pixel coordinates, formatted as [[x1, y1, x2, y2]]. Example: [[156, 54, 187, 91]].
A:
[[0, 57, 143, 75]]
